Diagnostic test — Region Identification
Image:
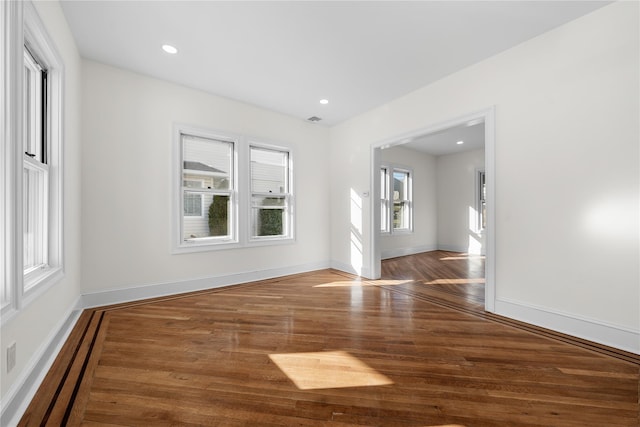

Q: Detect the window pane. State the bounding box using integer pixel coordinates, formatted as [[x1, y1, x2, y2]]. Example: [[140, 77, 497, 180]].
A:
[[251, 147, 287, 193], [207, 195, 230, 237], [23, 49, 44, 162], [393, 201, 408, 230], [380, 168, 388, 232], [251, 196, 286, 237], [393, 171, 408, 201], [23, 164, 46, 273], [183, 194, 230, 240], [181, 134, 234, 243], [182, 135, 232, 190]]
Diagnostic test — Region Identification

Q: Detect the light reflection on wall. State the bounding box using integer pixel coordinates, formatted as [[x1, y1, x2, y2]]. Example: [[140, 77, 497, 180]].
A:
[[468, 205, 482, 254], [350, 188, 363, 274], [582, 193, 638, 242]]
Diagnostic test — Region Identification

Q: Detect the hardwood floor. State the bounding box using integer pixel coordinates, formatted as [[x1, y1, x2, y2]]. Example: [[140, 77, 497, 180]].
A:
[[380, 251, 486, 313], [20, 252, 639, 426]]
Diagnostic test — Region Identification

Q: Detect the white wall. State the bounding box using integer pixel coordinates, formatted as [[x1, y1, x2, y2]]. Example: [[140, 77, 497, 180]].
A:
[[436, 149, 485, 254], [81, 61, 331, 295], [1, 0, 83, 412], [380, 145, 437, 258], [330, 2, 639, 351]]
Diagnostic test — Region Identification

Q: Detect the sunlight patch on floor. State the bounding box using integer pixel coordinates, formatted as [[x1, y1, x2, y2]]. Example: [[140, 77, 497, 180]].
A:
[[314, 279, 410, 288], [440, 255, 485, 261], [313, 281, 372, 288], [424, 278, 485, 285], [269, 350, 393, 390]]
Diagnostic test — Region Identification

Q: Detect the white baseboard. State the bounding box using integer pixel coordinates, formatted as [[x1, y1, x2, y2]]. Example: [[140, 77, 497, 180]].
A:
[[436, 244, 470, 253], [495, 298, 640, 355], [80, 261, 331, 309], [0, 299, 82, 427], [2, 262, 332, 425], [381, 244, 437, 260], [4, 265, 637, 426]]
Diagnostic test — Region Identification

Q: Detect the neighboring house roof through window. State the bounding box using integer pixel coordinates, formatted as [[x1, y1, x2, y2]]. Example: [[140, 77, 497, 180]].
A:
[[183, 161, 225, 174]]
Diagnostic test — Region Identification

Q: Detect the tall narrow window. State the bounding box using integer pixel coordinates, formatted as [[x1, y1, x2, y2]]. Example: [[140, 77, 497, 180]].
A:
[[181, 134, 235, 243], [380, 167, 389, 233], [477, 170, 486, 231], [380, 165, 412, 235], [3, 1, 64, 317], [22, 46, 49, 287], [392, 169, 412, 231], [250, 146, 292, 240]]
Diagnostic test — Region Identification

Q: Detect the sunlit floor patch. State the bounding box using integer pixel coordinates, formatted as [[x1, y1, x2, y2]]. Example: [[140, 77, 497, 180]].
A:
[[269, 350, 393, 390], [314, 279, 410, 288], [313, 281, 373, 288], [423, 278, 485, 285], [440, 255, 485, 261]]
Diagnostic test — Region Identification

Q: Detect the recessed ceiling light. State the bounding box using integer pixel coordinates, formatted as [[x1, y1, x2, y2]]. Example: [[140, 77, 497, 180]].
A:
[[162, 44, 178, 54], [456, 140, 464, 145], [319, 99, 329, 105]]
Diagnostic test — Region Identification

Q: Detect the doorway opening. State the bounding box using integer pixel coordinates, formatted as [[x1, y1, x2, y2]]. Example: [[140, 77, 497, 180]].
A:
[[370, 108, 495, 312]]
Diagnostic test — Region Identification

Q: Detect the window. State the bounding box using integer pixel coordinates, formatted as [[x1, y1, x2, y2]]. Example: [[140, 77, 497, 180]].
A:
[[250, 145, 292, 240], [380, 167, 389, 233], [173, 125, 294, 253], [2, 1, 65, 318], [477, 170, 486, 232], [380, 166, 412, 234], [23, 47, 48, 283], [392, 170, 411, 231], [180, 133, 235, 244]]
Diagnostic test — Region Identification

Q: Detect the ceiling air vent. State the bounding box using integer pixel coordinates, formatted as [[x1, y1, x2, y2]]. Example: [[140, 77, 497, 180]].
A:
[[307, 116, 322, 122]]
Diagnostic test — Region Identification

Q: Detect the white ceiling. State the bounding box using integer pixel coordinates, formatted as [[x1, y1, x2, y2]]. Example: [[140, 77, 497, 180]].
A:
[[60, 1, 609, 126], [400, 122, 485, 157]]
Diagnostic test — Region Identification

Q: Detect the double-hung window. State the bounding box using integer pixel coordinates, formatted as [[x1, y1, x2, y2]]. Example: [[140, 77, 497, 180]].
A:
[[380, 166, 413, 233], [380, 166, 389, 233], [392, 170, 412, 231], [180, 133, 236, 245], [3, 0, 65, 318], [173, 125, 294, 253], [250, 145, 292, 240], [22, 47, 49, 285], [477, 170, 486, 232]]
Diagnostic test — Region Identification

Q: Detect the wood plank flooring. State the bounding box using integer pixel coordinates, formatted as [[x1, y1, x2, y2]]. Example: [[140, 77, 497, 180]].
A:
[[20, 252, 640, 426]]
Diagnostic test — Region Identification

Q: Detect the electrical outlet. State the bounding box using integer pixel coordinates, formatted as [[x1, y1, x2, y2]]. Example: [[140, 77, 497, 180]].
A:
[[7, 342, 16, 373]]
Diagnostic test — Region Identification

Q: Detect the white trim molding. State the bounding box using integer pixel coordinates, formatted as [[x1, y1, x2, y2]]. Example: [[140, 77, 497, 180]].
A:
[[381, 244, 438, 260], [0, 300, 82, 427], [330, 260, 373, 279], [80, 261, 330, 309], [495, 298, 640, 355], [370, 106, 496, 312]]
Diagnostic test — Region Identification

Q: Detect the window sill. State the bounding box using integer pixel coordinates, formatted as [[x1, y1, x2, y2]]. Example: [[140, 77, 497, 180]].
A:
[[172, 239, 242, 254], [247, 236, 295, 247], [390, 229, 413, 235]]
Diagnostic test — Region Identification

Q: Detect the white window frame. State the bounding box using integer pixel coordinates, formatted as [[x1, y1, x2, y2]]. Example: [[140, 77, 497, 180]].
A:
[[2, 1, 65, 321], [476, 169, 486, 233], [248, 142, 294, 243], [172, 125, 295, 253], [380, 164, 413, 235], [380, 166, 390, 234], [173, 125, 239, 253]]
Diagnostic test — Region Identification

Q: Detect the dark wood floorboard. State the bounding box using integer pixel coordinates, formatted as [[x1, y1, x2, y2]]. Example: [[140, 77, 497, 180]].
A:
[[19, 253, 640, 426]]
